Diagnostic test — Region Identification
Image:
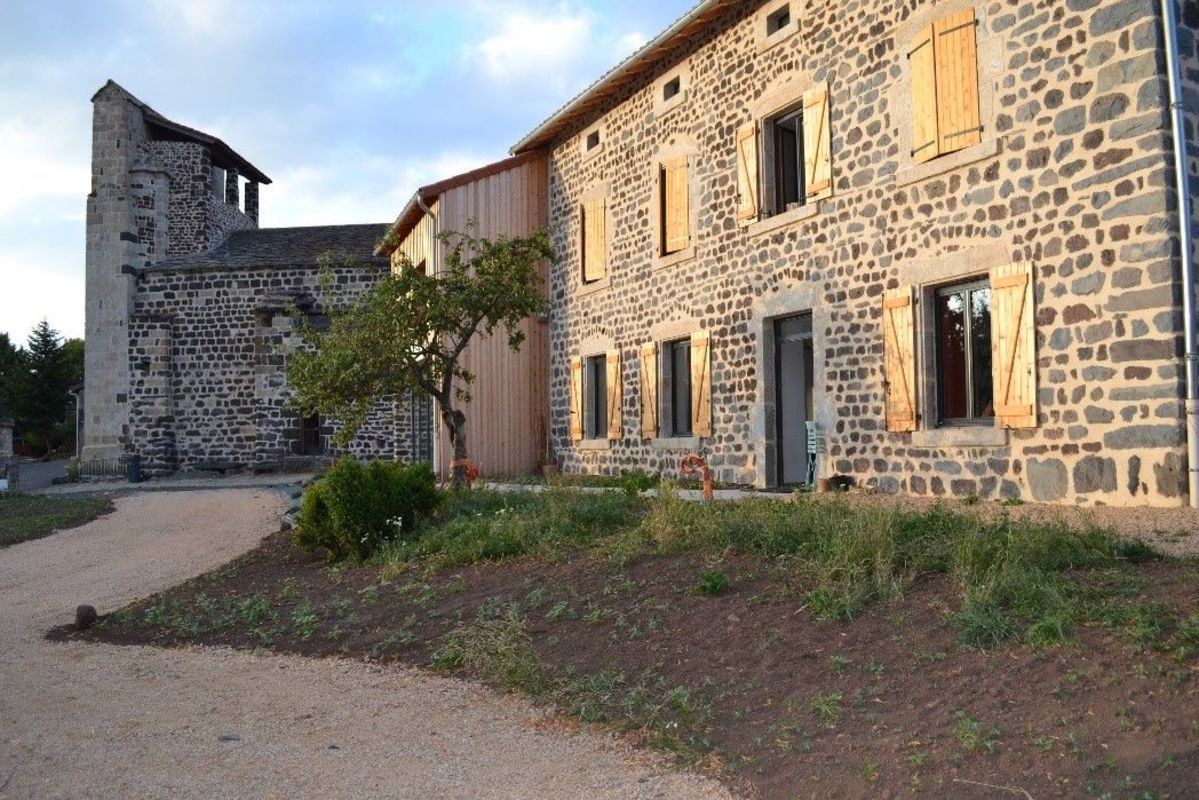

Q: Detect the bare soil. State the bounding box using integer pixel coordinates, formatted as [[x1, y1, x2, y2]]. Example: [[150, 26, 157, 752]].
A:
[[66, 529, 1199, 799]]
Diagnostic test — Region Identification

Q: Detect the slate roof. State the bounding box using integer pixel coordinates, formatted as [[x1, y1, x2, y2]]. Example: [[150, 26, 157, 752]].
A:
[[94, 80, 272, 184], [149, 224, 392, 271]]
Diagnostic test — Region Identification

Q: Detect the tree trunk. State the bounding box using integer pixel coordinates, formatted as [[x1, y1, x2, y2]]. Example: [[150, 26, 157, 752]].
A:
[[442, 407, 469, 488]]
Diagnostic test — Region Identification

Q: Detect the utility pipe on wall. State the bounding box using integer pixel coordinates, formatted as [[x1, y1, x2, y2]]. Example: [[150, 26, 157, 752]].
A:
[[1159, 0, 1199, 507]]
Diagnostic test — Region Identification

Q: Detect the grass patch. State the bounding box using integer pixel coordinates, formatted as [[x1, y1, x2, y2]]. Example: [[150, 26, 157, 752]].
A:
[[0, 492, 114, 548]]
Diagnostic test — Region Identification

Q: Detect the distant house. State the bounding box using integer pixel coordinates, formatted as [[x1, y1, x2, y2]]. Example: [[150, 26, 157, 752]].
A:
[[490, 0, 1199, 507], [375, 154, 551, 480]]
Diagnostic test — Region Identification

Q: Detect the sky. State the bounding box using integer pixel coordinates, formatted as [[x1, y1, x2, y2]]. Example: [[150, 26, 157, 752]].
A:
[[0, 0, 693, 346]]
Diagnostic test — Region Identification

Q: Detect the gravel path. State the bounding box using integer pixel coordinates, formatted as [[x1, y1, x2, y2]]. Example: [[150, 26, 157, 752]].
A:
[[0, 489, 733, 800]]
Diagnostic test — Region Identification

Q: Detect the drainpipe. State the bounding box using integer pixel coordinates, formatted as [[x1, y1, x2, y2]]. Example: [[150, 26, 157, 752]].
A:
[[1159, 0, 1199, 507], [414, 191, 441, 475]]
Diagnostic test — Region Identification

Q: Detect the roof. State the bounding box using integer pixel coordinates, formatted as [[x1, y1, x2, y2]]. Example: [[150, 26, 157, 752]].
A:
[[510, 0, 732, 154], [149, 224, 391, 271], [375, 151, 545, 257], [93, 80, 272, 184]]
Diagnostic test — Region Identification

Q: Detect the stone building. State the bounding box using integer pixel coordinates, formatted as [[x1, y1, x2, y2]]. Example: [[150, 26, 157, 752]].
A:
[[507, 0, 1199, 506], [82, 81, 421, 475]]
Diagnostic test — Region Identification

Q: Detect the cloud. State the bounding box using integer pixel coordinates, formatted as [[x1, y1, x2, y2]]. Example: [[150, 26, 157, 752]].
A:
[[0, 247, 84, 341], [0, 113, 90, 218], [263, 150, 501, 227], [466, 5, 594, 87]]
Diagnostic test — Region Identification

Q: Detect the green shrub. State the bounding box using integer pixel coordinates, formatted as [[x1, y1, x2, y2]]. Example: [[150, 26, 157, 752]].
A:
[[294, 457, 441, 561], [697, 570, 730, 595]]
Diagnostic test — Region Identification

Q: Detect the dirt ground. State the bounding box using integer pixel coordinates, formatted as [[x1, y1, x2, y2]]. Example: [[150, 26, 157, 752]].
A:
[[0, 489, 729, 799], [77, 525, 1199, 800]]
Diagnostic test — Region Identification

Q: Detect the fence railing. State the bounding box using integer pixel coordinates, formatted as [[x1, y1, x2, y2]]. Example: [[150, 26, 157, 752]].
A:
[[78, 456, 128, 478]]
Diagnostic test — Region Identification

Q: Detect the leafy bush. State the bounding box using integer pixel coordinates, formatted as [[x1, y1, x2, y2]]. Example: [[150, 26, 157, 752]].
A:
[[294, 457, 441, 561]]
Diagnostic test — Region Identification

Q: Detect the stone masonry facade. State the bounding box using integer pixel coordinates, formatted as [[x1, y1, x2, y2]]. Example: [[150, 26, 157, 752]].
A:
[[542, 0, 1198, 506], [84, 81, 423, 475], [128, 258, 419, 476]]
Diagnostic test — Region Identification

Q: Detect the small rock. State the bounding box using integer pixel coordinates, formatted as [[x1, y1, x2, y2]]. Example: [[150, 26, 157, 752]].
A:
[[328, 744, 340, 750], [218, 734, 241, 743], [74, 605, 97, 631]]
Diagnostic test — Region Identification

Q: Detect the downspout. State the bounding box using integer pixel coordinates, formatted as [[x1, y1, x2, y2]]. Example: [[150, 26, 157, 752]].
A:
[[1159, 0, 1199, 507], [414, 191, 441, 475]]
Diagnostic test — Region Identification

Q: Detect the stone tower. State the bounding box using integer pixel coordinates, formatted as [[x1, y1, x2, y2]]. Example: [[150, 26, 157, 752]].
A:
[[81, 81, 268, 462]]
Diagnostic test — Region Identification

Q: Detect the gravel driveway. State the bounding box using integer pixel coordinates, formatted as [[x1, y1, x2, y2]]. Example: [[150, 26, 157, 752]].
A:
[[0, 489, 732, 799]]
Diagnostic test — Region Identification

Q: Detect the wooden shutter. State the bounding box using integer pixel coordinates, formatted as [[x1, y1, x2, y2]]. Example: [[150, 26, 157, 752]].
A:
[[882, 287, 917, 433], [990, 263, 1038, 429], [690, 330, 712, 437], [803, 87, 833, 200], [908, 25, 940, 164], [663, 156, 690, 254], [606, 348, 622, 439], [639, 342, 659, 438], [569, 356, 583, 441], [735, 122, 759, 225], [582, 197, 606, 283], [934, 9, 982, 154]]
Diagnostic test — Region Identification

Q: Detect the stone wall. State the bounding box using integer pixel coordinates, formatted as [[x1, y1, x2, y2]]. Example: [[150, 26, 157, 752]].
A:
[[128, 262, 407, 475], [1178, 0, 1199, 281], [146, 141, 254, 256], [544, 0, 1189, 505]]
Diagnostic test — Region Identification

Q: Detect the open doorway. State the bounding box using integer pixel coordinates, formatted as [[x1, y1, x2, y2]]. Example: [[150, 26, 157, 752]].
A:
[[774, 313, 815, 487], [296, 414, 323, 457]]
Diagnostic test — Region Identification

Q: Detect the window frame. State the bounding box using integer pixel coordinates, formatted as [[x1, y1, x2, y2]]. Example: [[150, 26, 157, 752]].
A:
[[764, 102, 808, 217], [584, 353, 608, 440], [755, 1, 800, 53], [663, 338, 693, 438], [932, 277, 994, 428]]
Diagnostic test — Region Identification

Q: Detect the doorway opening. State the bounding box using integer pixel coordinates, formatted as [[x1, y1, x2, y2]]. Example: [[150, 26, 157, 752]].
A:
[[774, 313, 815, 487]]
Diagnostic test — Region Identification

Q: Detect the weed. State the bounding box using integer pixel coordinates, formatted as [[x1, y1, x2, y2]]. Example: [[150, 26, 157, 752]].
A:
[[1034, 734, 1056, 751], [697, 570, 730, 596], [955, 713, 1002, 755], [237, 595, 275, 626], [862, 760, 879, 782], [292, 602, 318, 640], [810, 690, 843, 727], [433, 609, 546, 694], [545, 600, 576, 621]]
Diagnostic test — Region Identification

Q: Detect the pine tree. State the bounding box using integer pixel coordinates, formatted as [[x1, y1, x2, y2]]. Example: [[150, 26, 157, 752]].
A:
[[21, 320, 72, 452], [0, 332, 22, 420]]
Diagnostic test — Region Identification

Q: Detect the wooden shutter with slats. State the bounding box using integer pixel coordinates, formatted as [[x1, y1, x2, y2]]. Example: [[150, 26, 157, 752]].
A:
[[883, 287, 918, 432], [690, 330, 712, 437], [735, 123, 759, 225], [582, 198, 606, 283], [569, 356, 583, 441], [663, 156, 690, 254], [803, 87, 833, 200], [640, 342, 659, 438], [990, 263, 1038, 429], [934, 9, 982, 155], [606, 348, 622, 439], [908, 25, 940, 164]]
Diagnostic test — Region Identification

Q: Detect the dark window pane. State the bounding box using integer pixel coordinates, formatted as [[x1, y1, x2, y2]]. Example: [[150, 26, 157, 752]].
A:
[[970, 288, 994, 419], [672, 340, 692, 436], [937, 291, 968, 420], [588, 356, 607, 439]]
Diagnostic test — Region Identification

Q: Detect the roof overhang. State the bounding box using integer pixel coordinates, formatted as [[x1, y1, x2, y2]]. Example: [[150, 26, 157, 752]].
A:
[[374, 151, 546, 257], [510, 0, 731, 155]]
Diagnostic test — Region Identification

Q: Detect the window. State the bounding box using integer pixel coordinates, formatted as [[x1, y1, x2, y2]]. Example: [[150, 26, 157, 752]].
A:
[[585, 354, 607, 439], [769, 105, 806, 212], [212, 166, 226, 201], [663, 76, 681, 102], [934, 280, 993, 425], [666, 339, 692, 437], [908, 9, 982, 164], [585, 130, 601, 151], [737, 85, 832, 225], [581, 197, 606, 283], [766, 5, 791, 35], [658, 157, 689, 256]]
